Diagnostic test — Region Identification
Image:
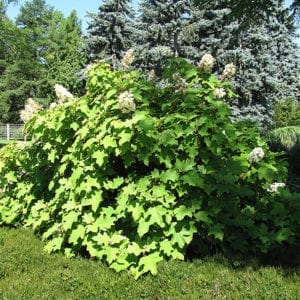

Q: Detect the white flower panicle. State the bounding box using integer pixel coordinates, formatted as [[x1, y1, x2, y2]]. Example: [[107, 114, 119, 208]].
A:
[[221, 63, 236, 80], [248, 147, 265, 163], [267, 182, 286, 193], [118, 91, 136, 113], [173, 73, 188, 93], [148, 69, 156, 82], [197, 53, 215, 71], [213, 87, 226, 99], [54, 84, 74, 104], [49, 102, 57, 109], [121, 48, 135, 68], [20, 98, 42, 123]]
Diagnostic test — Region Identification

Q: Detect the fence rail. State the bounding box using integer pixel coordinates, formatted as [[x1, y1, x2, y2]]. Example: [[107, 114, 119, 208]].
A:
[[0, 124, 25, 141]]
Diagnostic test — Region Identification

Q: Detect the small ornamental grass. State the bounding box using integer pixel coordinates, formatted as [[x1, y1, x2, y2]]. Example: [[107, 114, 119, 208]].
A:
[[0, 57, 299, 279]]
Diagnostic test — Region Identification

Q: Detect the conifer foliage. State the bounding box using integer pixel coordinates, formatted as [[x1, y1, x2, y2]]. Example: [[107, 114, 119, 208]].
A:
[[84, 0, 135, 67], [0, 0, 84, 123], [135, 0, 191, 74]]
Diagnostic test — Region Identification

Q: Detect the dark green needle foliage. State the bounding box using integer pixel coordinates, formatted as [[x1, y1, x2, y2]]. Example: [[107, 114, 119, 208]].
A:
[[135, 0, 191, 74], [84, 0, 135, 68]]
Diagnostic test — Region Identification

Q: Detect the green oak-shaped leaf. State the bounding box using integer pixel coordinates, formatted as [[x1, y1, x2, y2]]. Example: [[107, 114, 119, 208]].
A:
[[118, 131, 133, 146], [160, 239, 173, 256], [135, 252, 163, 279], [208, 224, 224, 241], [44, 237, 64, 253], [170, 222, 197, 248], [137, 218, 150, 238], [68, 224, 85, 244], [160, 169, 179, 183], [275, 228, 293, 243], [182, 171, 204, 188], [174, 205, 193, 221], [110, 254, 132, 272], [92, 150, 107, 167], [62, 210, 80, 231], [102, 135, 117, 149], [146, 206, 166, 228]]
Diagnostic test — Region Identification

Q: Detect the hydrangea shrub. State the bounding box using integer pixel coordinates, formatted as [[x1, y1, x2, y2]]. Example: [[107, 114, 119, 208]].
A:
[[0, 57, 298, 278]]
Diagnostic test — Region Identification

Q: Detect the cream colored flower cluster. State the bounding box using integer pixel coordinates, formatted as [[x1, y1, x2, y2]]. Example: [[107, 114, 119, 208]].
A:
[[20, 98, 42, 123], [121, 49, 135, 68], [173, 73, 188, 93], [221, 63, 236, 80], [267, 182, 286, 193], [148, 69, 156, 82], [213, 87, 226, 99], [54, 84, 74, 104], [248, 147, 265, 163], [197, 53, 215, 71], [118, 91, 136, 113]]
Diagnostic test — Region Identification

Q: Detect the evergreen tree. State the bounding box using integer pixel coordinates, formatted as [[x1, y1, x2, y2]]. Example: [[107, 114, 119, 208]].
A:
[[229, 8, 299, 129], [46, 10, 85, 96], [0, 0, 85, 123], [136, 0, 299, 129], [184, 1, 299, 129], [136, 0, 191, 74], [2, 0, 57, 121], [182, 4, 234, 62], [84, 0, 135, 67], [194, 0, 299, 27], [0, 0, 18, 14], [0, 16, 25, 122], [0, 11, 43, 122]]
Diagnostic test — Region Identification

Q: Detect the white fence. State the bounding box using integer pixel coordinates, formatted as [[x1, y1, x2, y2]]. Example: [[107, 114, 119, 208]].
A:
[[0, 124, 25, 141]]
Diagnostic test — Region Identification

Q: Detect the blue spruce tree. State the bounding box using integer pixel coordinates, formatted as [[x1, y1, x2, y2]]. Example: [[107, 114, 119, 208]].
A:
[[135, 0, 191, 74], [183, 1, 299, 130], [84, 0, 135, 68]]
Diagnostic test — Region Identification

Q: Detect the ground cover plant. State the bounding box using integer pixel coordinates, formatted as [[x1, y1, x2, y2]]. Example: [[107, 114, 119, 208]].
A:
[[0, 226, 299, 299], [0, 56, 299, 279]]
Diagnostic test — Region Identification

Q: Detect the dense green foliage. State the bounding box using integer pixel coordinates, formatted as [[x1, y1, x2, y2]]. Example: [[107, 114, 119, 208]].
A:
[[268, 126, 300, 180], [0, 0, 18, 14], [273, 98, 300, 128], [269, 98, 300, 181], [0, 58, 298, 278], [0, 0, 84, 123], [1, 0, 299, 127], [1, 227, 299, 299], [269, 126, 300, 151], [194, 0, 300, 27], [132, 1, 300, 130]]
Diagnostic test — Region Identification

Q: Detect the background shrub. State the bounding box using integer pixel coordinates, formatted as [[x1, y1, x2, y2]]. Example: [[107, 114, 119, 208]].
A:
[[273, 98, 300, 129]]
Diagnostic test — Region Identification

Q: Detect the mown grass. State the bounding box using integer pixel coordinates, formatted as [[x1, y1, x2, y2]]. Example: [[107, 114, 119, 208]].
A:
[[0, 140, 9, 147], [0, 227, 299, 299]]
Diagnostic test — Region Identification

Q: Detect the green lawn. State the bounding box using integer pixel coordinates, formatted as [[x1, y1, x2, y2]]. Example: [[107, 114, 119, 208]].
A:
[[0, 227, 299, 299], [0, 140, 9, 146]]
